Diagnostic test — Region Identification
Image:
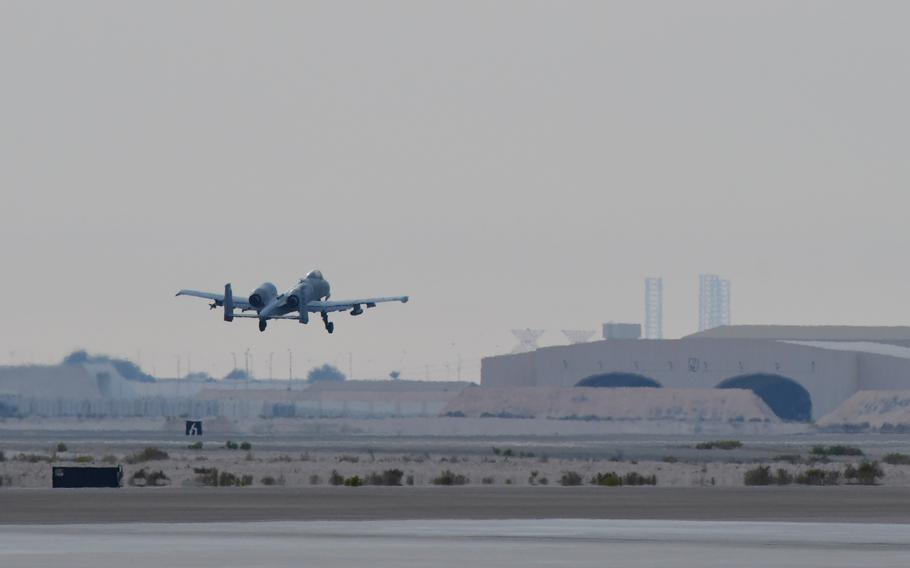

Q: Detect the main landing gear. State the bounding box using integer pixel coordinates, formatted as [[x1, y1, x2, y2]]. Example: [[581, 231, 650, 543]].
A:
[[259, 319, 267, 332], [321, 311, 334, 334]]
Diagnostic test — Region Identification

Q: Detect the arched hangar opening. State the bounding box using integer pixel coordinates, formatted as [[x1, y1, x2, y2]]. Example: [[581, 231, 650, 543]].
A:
[[576, 373, 662, 388], [716, 374, 812, 422]]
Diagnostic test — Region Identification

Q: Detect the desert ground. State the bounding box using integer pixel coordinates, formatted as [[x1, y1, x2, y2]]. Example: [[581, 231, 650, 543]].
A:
[[4, 422, 910, 568], [3, 422, 910, 490]]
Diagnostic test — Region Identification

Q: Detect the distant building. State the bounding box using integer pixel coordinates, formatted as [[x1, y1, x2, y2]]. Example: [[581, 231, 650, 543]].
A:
[[602, 322, 642, 340], [481, 325, 910, 422], [0, 362, 471, 420], [686, 325, 910, 343], [698, 274, 730, 331]]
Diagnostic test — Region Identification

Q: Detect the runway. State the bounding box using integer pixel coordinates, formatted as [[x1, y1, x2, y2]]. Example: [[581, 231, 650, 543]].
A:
[[3, 486, 910, 524], [1, 519, 908, 567]]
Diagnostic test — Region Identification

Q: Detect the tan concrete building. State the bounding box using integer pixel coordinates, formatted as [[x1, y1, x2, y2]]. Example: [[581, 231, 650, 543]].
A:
[[481, 326, 910, 421]]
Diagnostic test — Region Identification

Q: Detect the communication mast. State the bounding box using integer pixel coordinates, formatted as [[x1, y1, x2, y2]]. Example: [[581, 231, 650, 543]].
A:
[[511, 329, 546, 354], [698, 274, 731, 331], [644, 277, 663, 339], [562, 330, 595, 345]]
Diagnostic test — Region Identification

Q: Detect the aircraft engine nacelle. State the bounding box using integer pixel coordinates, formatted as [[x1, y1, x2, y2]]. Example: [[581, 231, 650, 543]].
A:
[[285, 281, 310, 310], [248, 282, 278, 309]]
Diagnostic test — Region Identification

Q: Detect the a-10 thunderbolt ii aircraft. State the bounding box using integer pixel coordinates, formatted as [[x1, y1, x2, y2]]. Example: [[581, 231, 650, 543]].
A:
[[176, 270, 408, 333]]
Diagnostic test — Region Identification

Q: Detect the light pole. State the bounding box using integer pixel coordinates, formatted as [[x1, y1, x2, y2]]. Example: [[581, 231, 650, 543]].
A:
[[287, 349, 293, 387]]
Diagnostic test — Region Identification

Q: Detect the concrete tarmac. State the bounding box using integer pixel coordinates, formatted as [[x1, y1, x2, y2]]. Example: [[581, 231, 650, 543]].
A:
[[3, 520, 910, 568], [2, 486, 910, 524]]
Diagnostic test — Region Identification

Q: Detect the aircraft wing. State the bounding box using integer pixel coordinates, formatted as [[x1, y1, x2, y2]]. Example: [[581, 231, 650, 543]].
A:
[[231, 313, 294, 319], [305, 296, 409, 313], [175, 289, 253, 310]]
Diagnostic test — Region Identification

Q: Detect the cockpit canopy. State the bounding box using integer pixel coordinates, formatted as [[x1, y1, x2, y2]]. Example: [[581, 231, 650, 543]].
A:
[[304, 269, 324, 280]]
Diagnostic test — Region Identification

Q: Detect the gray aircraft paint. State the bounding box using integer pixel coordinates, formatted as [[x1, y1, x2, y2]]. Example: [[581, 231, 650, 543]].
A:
[[177, 270, 407, 333]]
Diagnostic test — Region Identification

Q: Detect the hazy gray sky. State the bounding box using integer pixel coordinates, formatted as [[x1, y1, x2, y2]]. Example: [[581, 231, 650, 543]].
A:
[[1, 1, 908, 380]]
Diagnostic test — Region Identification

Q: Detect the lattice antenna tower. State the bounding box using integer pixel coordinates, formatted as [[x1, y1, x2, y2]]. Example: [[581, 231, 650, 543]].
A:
[[511, 329, 546, 354], [644, 277, 663, 339], [718, 278, 731, 326], [562, 330, 595, 345], [698, 274, 731, 331]]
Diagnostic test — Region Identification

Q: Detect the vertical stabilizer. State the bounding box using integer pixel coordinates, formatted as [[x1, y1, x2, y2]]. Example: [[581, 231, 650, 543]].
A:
[[223, 283, 234, 322]]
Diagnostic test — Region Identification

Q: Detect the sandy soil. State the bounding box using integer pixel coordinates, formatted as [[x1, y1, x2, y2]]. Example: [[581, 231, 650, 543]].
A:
[[817, 390, 910, 428], [444, 387, 779, 422], [0, 415, 811, 436], [3, 444, 910, 489]]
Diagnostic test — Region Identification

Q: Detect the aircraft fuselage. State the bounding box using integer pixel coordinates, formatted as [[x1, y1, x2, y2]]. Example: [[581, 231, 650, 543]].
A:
[[258, 273, 331, 323], [176, 268, 408, 334]]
